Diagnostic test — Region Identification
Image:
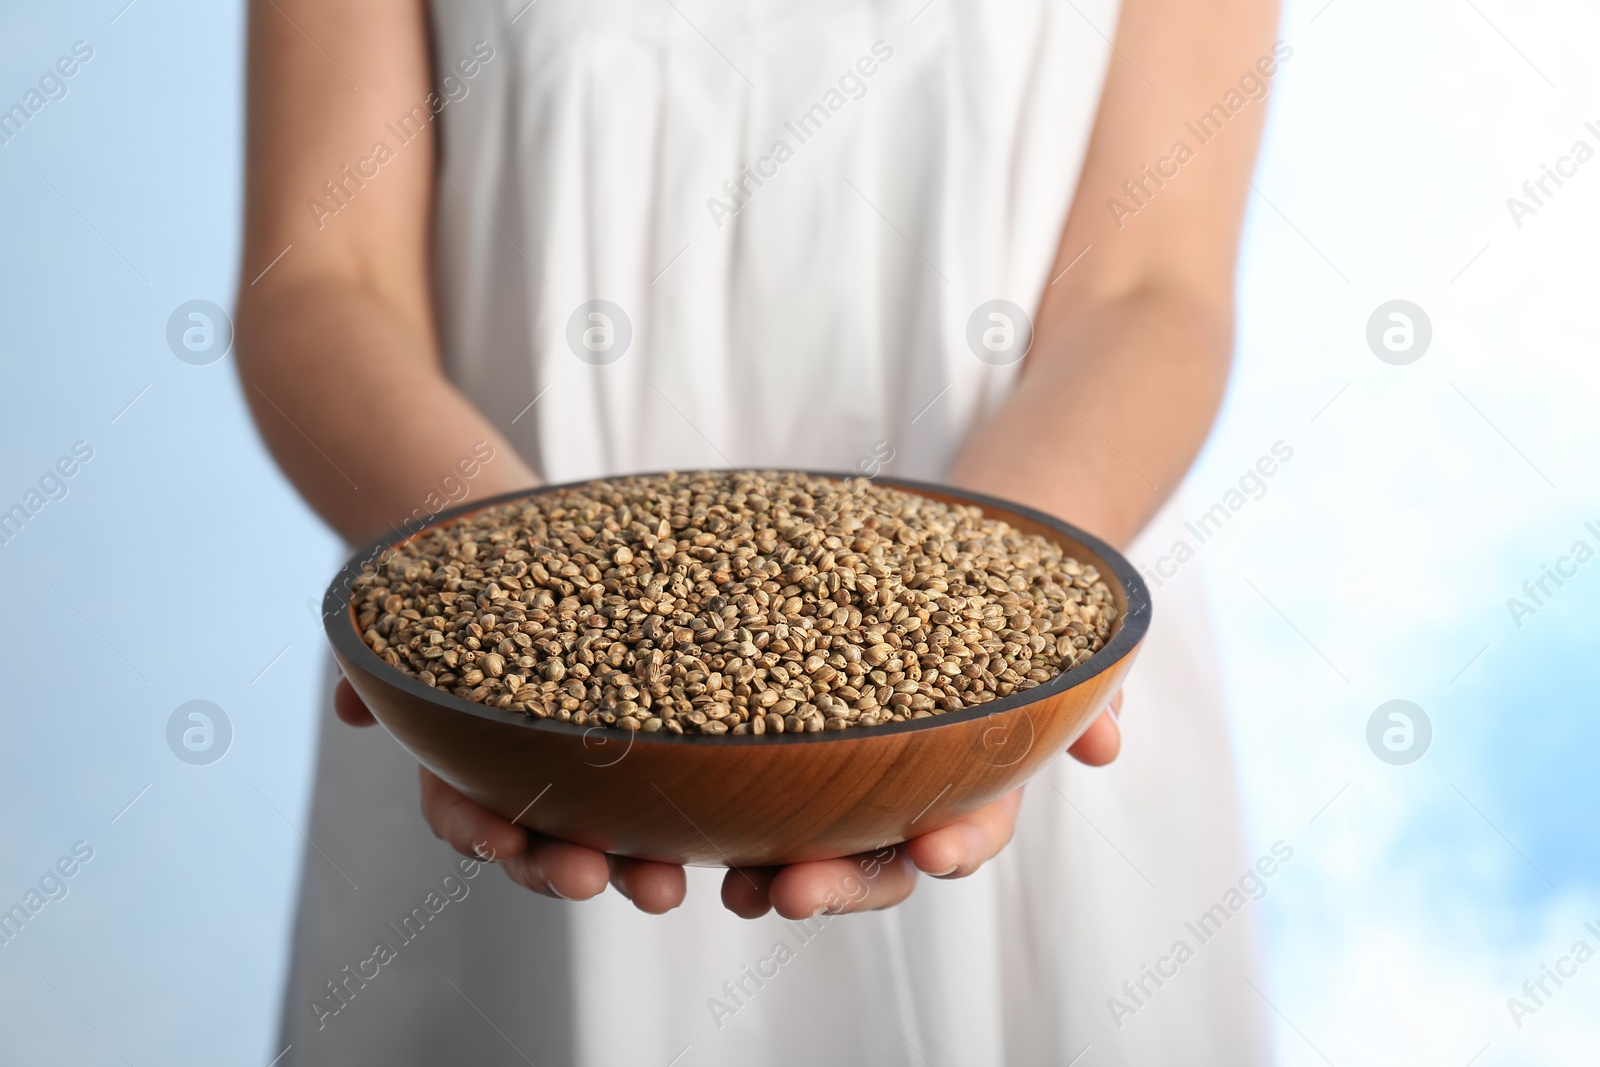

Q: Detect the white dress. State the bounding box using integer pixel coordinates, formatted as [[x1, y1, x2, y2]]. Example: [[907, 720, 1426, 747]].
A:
[[279, 1, 1271, 1063]]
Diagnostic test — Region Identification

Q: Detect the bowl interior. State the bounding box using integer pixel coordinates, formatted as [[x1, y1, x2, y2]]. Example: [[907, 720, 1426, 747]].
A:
[[323, 471, 1151, 745]]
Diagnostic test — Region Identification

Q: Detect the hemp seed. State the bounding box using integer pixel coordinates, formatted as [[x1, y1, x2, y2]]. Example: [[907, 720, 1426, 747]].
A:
[[351, 471, 1117, 735]]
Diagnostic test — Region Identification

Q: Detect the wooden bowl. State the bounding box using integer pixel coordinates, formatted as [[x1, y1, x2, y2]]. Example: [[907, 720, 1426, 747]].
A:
[[323, 473, 1150, 867]]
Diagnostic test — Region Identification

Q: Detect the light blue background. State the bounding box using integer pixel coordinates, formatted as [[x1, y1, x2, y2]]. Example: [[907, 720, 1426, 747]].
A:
[[1, 1, 1596, 1064]]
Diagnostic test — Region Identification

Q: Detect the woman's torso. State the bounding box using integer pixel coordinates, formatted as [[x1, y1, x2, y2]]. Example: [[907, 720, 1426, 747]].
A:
[[277, 5, 1269, 1065], [429, 0, 1117, 482]]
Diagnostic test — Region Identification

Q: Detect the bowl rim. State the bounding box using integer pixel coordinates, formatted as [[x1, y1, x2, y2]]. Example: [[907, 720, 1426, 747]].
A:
[[322, 470, 1151, 747]]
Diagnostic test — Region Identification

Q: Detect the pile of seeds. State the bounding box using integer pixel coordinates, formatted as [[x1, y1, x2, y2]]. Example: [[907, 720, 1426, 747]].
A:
[[351, 471, 1117, 735]]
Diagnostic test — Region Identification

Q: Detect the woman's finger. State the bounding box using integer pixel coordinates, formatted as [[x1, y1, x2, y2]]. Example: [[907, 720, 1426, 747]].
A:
[[904, 787, 1024, 879], [333, 676, 377, 727], [1066, 709, 1120, 765], [416, 767, 609, 900], [608, 856, 688, 914], [765, 846, 919, 920], [418, 766, 529, 862], [501, 837, 611, 901], [1066, 694, 1123, 766], [721, 867, 781, 919]]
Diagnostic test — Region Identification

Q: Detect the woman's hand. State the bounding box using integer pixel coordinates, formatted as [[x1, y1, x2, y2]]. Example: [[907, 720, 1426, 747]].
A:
[[335, 677, 1120, 917]]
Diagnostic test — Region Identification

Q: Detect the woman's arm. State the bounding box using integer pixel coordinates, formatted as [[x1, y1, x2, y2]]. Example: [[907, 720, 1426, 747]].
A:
[[834, 0, 1284, 913], [237, 0, 638, 904], [952, 0, 1280, 546], [236, 0, 534, 545], [235, 0, 822, 916]]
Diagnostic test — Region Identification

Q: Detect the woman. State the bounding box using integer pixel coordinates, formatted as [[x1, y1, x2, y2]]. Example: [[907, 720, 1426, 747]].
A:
[[238, 0, 1278, 1062]]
